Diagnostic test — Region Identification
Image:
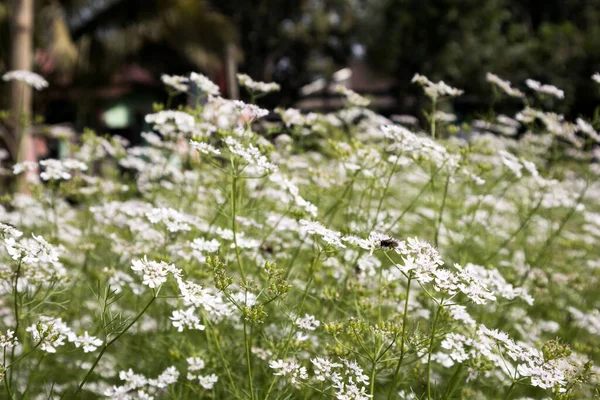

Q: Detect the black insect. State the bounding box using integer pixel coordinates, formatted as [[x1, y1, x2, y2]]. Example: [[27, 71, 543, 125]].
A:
[[379, 238, 399, 250]]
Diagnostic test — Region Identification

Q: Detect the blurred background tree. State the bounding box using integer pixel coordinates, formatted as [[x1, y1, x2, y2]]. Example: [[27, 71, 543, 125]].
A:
[[1, 0, 600, 140]]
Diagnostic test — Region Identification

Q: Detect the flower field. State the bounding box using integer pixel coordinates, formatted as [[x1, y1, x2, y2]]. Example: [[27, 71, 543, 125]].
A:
[[1, 71, 600, 399]]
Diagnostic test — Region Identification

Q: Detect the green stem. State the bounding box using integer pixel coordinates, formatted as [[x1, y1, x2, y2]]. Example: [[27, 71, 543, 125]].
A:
[[434, 175, 451, 248], [230, 159, 246, 283], [243, 320, 255, 400], [427, 305, 443, 400], [387, 275, 412, 400], [72, 295, 157, 397]]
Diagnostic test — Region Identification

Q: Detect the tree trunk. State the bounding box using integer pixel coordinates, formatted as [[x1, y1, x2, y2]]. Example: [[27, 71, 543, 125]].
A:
[[10, 0, 34, 163], [225, 43, 238, 100]]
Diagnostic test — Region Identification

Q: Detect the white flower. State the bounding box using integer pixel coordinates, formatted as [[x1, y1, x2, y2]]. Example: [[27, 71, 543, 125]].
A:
[[233, 100, 270, 121], [170, 307, 206, 332], [149, 366, 179, 388], [335, 85, 370, 107], [187, 357, 206, 372], [189, 140, 221, 155], [224, 136, 278, 174], [412, 73, 463, 100], [39, 158, 87, 181], [237, 73, 280, 93], [69, 331, 103, 353], [0, 330, 18, 349], [294, 314, 320, 331], [0, 223, 23, 239], [593, 73, 600, 84], [131, 256, 181, 289], [145, 207, 192, 233], [12, 161, 37, 175], [299, 219, 346, 248], [190, 72, 220, 96], [525, 79, 565, 99], [269, 359, 308, 385], [5, 233, 59, 264], [26, 316, 73, 353], [486, 73, 524, 98], [3, 70, 48, 90], [161, 74, 189, 92], [197, 374, 218, 389]]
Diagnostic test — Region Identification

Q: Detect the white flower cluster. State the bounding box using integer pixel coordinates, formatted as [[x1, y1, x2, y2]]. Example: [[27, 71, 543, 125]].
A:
[[189, 140, 221, 155], [145, 207, 192, 233], [161, 74, 189, 92], [311, 357, 371, 400], [2, 70, 48, 90], [299, 219, 346, 248], [269, 358, 308, 385], [40, 158, 88, 181], [525, 79, 565, 99], [381, 125, 461, 172], [104, 366, 179, 399], [25, 316, 102, 353], [160, 73, 220, 96], [191, 72, 220, 96], [276, 107, 318, 127], [185, 357, 218, 389], [224, 136, 278, 174], [233, 100, 270, 121], [0, 329, 18, 349], [4, 233, 58, 265], [486, 73, 525, 98], [575, 118, 600, 142], [237, 73, 280, 93], [131, 256, 182, 289], [0, 223, 23, 239], [335, 85, 371, 107], [436, 325, 573, 391], [145, 110, 196, 136], [412, 73, 464, 100], [293, 313, 321, 331]]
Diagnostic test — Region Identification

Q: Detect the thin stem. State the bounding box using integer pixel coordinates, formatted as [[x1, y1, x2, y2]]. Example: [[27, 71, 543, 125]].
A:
[[503, 380, 517, 400], [9, 260, 22, 388], [427, 304, 443, 400], [243, 321, 255, 400], [434, 175, 451, 248], [430, 99, 437, 140], [72, 295, 157, 397], [387, 275, 412, 400], [230, 159, 247, 283]]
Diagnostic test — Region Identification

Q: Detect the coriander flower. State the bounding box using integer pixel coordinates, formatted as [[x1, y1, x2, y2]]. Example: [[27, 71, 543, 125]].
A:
[[237, 73, 280, 93], [0, 223, 22, 239], [161, 74, 189, 92], [233, 100, 270, 122], [525, 79, 565, 99], [269, 359, 308, 385], [189, 140, 221, 155], [197, 374, 218, 389], [335, 85, 370, 107], [68, 331, 103, 353], [131, 256, 181, 289], [170, 307, 206, 332], [412, 73, 463, 100], [3, 70, 48, 90], [486, 72, 524, 98], [190, 72, 220, 96], [26, 316, 73, 353], [224, 136, 278, 174], [0, 330, 18, 349]]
